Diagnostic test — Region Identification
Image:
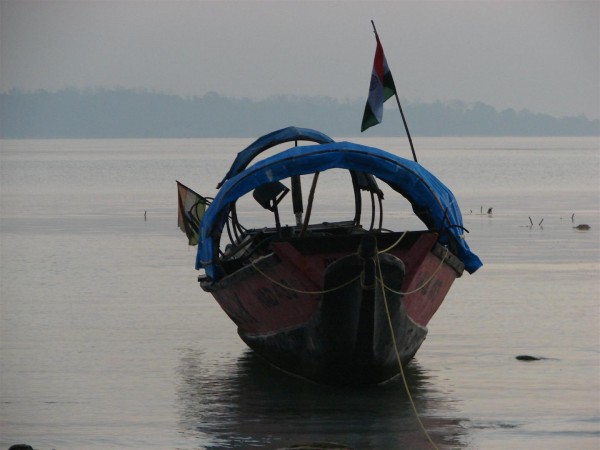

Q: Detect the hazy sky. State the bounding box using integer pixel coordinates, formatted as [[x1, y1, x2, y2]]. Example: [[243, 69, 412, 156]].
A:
[[1, 0, 598, 119]]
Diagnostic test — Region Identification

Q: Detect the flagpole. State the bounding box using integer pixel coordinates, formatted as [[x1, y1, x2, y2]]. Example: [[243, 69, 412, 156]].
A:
[[393, 90, 418, 163], [371, 20, 418, 163]]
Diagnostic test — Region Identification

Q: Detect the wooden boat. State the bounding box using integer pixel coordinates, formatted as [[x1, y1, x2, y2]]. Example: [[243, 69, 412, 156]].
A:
[[178, 126, 482, 385]]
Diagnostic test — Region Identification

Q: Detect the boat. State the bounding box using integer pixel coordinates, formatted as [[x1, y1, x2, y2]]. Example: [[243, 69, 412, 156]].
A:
[[178, 126, 482, 385]]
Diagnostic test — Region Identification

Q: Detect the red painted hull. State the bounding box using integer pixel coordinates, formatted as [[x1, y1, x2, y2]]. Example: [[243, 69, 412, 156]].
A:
[[201, 231, 464, 384]]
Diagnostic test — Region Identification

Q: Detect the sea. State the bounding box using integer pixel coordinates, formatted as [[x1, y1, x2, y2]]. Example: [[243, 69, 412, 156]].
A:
[[1, 136, 598, 450]]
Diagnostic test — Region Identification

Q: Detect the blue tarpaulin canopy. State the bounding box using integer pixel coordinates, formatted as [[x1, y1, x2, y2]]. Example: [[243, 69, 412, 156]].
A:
[[217, 126, 334, 188], [197, 140, 482, 280]]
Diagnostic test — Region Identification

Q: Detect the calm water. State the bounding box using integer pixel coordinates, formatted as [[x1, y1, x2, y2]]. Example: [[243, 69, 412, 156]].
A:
[[1, 137, 599, 450]]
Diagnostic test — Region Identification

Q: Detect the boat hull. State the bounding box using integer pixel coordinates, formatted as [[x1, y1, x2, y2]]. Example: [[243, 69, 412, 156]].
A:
[[201, 231, 463, 385], [240, 252, 427, 385]]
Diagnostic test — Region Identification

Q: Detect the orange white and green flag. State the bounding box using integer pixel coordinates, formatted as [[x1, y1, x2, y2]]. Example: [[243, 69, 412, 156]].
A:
[[177, 181, 208, 246], [361, 35, 397, 132]]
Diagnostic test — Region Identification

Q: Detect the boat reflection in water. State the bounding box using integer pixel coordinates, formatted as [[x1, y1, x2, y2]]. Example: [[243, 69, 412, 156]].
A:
[[176, 348, 469, 449]]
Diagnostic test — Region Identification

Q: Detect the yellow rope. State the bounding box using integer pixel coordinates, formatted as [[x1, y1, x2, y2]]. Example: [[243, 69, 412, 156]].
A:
[[377, 231, 448, 295], [248, 234, 447, 297], [250, 259, 361, 295], [248, 233, 443, 448], [376, 253, 439, 450], [378, 230, 408, 254], [380, 247, 449, 296]]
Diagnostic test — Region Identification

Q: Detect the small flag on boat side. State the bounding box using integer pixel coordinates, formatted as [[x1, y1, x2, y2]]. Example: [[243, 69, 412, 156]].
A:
[[361, 33, 397, 132], [177, 181, 209, 246]]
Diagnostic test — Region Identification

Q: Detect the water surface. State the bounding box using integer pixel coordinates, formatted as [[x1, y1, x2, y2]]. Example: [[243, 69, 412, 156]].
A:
[[1, 137, 598, 449]]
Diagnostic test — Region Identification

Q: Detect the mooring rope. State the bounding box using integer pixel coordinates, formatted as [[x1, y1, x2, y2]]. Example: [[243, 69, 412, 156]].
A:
[[249, 232, 448, 297], [246, 231, 443, 447], [247, 233, 443, 447], [250, 259, 361, 295], [380, 247, 449, 296], [378, 230, 408, 254], [376, 253, 439, 450]]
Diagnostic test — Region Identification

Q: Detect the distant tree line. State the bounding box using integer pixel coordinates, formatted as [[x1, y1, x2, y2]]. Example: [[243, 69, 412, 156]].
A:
[[0, 88, 598, 138]]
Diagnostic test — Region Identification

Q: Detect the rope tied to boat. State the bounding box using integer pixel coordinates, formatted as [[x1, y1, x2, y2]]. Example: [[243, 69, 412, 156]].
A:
[[379, 246, 449, 296], [376, 251, 439, 450], [378, 230, 408, 254], [248, 230, 442, 447], [249, 259, 361, 295], [248, 230, 448, 297]]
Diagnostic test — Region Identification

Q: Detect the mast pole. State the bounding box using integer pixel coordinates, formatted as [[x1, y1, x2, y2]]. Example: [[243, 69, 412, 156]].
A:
[[291, 139, 304, 227], [371, 20, 418, 163]]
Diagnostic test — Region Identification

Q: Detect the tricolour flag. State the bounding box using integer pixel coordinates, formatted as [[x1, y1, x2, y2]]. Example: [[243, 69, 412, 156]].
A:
[[177, 180, 209, 246], [361, 34, 397, 132]]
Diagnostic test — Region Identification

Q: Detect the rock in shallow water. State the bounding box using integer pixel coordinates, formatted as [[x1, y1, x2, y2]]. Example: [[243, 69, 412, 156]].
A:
[[516, 355, 543, 361]]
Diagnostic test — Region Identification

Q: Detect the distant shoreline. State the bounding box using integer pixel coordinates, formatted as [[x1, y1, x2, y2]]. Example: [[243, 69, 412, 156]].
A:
[[1, 88, 598, 139]]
